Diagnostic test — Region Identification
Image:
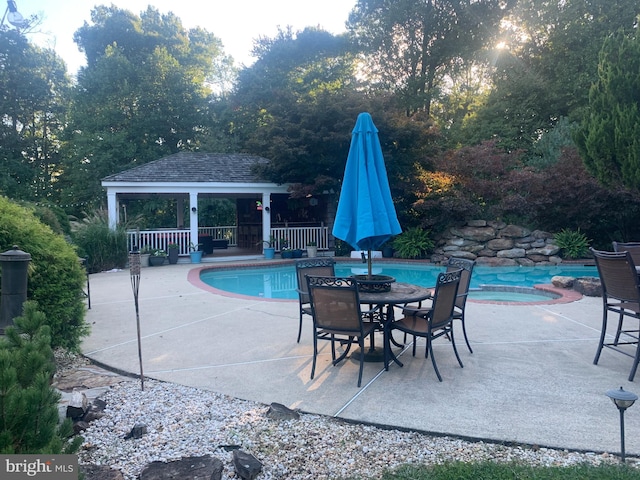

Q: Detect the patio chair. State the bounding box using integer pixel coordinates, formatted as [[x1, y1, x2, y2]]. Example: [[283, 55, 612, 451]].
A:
[[591, 248, 640, 381], [294, 258, 336, 343], [401, 257, 476, 354], [612, 242, 640, 268], [389, 269, 463, 381], [306, 275, 381, 387]]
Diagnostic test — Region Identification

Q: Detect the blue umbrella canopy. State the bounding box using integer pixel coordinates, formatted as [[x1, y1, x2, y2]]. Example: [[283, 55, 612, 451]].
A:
[[332, 112, 402, 254]]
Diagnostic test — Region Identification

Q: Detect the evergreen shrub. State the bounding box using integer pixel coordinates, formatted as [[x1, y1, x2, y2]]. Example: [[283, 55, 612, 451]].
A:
[[0, 196, 88, 350], [0, 301, 82, 454]]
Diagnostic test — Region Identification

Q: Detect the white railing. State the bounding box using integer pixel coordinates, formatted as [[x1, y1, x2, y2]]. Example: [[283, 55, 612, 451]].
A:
[[127, 225, 330, 255], [270, 226, 330, 251]]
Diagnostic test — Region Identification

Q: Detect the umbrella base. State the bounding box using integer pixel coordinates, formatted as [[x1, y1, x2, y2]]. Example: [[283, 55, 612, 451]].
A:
[[351, 347, 385, 363]]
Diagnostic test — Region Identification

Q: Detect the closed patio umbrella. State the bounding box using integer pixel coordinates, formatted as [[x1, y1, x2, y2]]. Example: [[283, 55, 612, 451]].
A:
[[332, 112, 402, 278]]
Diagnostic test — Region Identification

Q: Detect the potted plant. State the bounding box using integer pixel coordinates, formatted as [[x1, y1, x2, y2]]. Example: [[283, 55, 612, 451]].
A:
[[280, 239, 294, 259], [149, 249, 167, 266], [306, 241, 318, 258], [381, 240, 395, 258], [259, 236, 276, 259], [189, 242, 203, 263], [167, 243, 180, 264], [139, 245, 152, 267]]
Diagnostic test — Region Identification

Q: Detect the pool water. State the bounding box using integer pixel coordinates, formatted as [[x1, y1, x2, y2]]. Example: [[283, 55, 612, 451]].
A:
[[199, 262, 597, 301]]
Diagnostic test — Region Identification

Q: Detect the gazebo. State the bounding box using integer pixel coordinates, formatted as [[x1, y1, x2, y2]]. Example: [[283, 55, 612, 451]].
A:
[[101, 152, 331, 256]]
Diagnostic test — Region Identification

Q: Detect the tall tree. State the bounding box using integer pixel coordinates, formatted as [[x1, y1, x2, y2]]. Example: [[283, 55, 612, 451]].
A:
[[0, 29, 70, 202], [464, 0, 639, 152], [347, 0, 513, 117], [57, 5, 231, 213], [574, 28, 640, 191]]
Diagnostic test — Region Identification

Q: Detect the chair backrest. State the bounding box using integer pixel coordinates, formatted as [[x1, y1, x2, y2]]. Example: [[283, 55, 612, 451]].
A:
[[591, 248, 640, 303], [306, 276, 364, 334], [295, 258, 336, 304], [446, 257, 475, 309], [429, 269, 462, 329], [612, 242, 640, 266]]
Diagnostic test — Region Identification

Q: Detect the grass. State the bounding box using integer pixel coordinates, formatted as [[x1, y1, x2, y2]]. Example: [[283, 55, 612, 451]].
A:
[[372, 462, 640, 479]]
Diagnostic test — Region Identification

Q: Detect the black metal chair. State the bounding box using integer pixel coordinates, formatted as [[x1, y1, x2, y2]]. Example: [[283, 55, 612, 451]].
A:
[[389, 269, 463, 381], [294, 258, 335, 343], [401, 257, 475, 354], [306, 275, 381, 387], [591, 248, 640, 381]]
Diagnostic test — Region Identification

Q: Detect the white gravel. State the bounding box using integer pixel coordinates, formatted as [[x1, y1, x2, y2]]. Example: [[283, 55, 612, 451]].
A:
[[77, 378, 622, 479]]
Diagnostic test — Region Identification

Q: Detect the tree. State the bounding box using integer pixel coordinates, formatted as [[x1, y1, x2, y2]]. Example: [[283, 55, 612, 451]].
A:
[[464, 0, 639, 152], [0, 301, 81, 454], [347, 0, 513, 117], [575, 28, 640, 191], [0, 29, 70, 202], [57, 6, 232, 214]]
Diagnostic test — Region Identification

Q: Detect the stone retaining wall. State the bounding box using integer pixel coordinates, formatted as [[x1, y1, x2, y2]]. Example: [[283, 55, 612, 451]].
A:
[[431, 220, 562, 266]]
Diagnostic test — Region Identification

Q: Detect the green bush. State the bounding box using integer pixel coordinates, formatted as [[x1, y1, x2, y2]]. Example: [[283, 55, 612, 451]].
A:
[[392, 227, 435, 259], [0, 301, 82, 454], [0, 196, 88, 350], [554, 228, 591, 259], [71, 209, 129, 273]]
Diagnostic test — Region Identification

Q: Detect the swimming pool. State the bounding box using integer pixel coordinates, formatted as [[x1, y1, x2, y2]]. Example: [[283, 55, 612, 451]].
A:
[[198, 262, 598, 301]]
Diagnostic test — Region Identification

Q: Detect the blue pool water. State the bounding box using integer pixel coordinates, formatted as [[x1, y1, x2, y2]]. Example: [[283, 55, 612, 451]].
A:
[[199, 262, 598, 300]]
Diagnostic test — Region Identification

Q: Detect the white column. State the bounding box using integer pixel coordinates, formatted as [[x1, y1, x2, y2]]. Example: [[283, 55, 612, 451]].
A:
[[189, 192, 198, 249], [107, 191, 117, 229], [262, 192, 271, 249]]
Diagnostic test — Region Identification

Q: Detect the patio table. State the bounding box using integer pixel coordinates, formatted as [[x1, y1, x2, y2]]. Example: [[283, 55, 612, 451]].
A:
[[356, 282, 434, 368]]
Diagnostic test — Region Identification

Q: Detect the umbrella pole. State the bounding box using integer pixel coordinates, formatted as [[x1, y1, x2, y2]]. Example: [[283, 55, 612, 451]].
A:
[[368, 249, 372, 279]]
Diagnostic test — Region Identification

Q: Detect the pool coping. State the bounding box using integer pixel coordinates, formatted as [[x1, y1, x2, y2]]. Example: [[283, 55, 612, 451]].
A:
[[188, 260, 587, 305]]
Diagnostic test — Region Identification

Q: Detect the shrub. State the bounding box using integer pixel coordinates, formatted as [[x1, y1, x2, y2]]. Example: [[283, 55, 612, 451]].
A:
[[554, 228, 591, 259], [393, 227, 435, 259], [71, 209, 129, 273], [0, 301, 82, 454], [0, 196, 88, 350]]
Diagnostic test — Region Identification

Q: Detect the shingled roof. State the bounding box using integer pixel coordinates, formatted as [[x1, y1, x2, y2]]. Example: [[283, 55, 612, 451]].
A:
[[102, 152, 271, 183]]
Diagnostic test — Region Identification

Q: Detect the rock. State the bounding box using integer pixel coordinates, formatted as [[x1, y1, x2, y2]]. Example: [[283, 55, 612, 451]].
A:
[[552, 276, 574, 288], [73, 420, 90, 434], [232, 450, 263, 480], [516, 258, 536, 266], [499, 224, 531, 238], [497, 248, 526, 258], [487, 238, 514, 251], [528, 245, 561, 256], [140, 455, 223, 480], [445, 250, 477, 260], [573, 277, 602, 297], [124, 423, 147, 440], [80, 465, 125, 480], [266, 402, 300, 421], [66, 391, 88, 420], [450, 226, 496, 242]]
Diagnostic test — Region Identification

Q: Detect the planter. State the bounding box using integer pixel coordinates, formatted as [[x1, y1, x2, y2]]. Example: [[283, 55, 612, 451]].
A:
[[306, 246, 318, 257], [189, 251, 203, 263], [292, 249, 304, 258], [281, 250, 294, 259], [140, 253, 151, 268], [263, 247, 275, 260], [382, 246, 394, 258], [167, 248, 179, 265], [149, 255, 166, 266]]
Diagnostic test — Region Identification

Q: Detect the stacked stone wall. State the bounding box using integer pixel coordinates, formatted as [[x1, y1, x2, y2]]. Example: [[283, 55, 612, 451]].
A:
[[431, 220, 562, 266]]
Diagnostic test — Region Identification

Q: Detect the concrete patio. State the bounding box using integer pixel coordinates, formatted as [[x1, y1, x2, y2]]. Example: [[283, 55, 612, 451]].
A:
[[81, 261, 640, 458]]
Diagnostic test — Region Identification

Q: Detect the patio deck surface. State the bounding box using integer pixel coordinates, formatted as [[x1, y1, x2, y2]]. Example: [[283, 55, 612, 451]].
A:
[[81, 259, 640, 457]]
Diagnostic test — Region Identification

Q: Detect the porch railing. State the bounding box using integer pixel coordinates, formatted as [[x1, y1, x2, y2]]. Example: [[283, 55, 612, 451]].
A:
[[127, 225, 330, 255]]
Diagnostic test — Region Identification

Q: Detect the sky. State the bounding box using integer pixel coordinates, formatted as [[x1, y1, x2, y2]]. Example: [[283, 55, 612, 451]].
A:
[[16, 0, 357, 75]]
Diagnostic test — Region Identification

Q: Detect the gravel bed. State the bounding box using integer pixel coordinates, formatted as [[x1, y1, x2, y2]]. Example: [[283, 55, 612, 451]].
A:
[[76, 378, 622, 480]]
